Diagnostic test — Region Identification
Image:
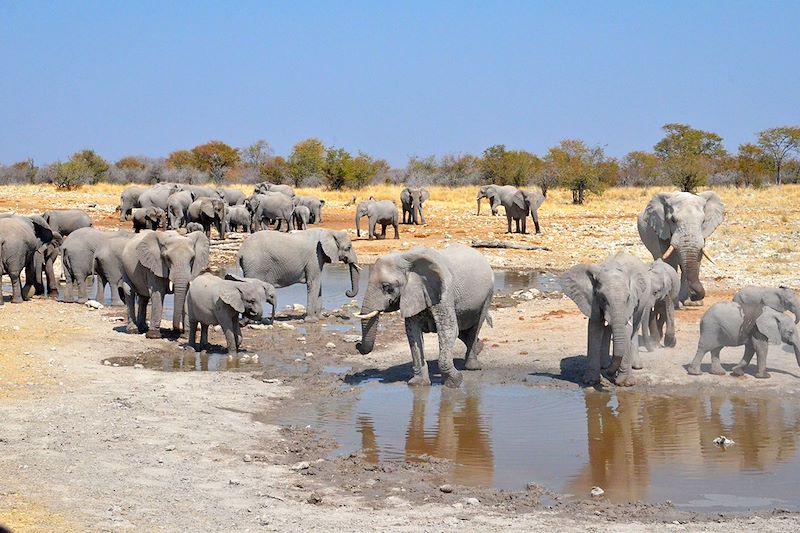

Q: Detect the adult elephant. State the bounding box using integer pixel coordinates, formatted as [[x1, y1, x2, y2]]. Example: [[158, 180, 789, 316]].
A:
[[733, 286, 800, 323], [166, 190, 196, 229], [187, 198, 227, 239], [139, 183, 181, 211], [180, 184, 216, 199], [293, 196, 325, 224], [93, 233, 135, 306], [637, 191, 725, 305], [119, 186, 145, 221], [255, 182, 295, 198], [355, 199, 399, 240], [215, 187, 246, 206], [561, 252, 651, 386], [354, 245, 494, 388], [0, 215, 60, 304], [225, 205, 252, 233], [246, 193, 293, 232], [122, 230, 209, 337], [43, 210, 92, 237], [400, 187, 429, 225], [476, 184, 515, 216], [61, 227, 132, 303], [237, 228, 360, 320]]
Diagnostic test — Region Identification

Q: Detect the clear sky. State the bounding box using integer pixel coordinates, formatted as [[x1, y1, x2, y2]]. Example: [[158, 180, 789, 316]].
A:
[[2, 1, 798, 167]]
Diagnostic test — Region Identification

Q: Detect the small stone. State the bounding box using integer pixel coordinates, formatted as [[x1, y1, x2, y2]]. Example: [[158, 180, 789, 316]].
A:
[[248, 323, 272, 330], [103, 360, 112, 366], [213, 325, 222, 332], [439, 484, 453, 493], [464, 497, 479, 506], [243, 454, 253, 463], [293, 304, 306, 313], [278, 323, 295, 330], [291, 461, 310, 471], [165, 445, 176, 451], [307, 492, 322, 505], [343, 334, 361, 343], [325, 342, 336, 349], [23, 351, 30, 355], [229, 479, 241, 486], [50, 347, 57, 351], [304, 352, 314, 358], [590, 486, 605, 497], [85, 300, 104, 309], [296, 336, 306, 342], [12, 325, 19, 331], [262, 378, 281, 384]]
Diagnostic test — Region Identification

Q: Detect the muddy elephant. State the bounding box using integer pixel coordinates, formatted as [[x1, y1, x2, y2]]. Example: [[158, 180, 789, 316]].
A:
[[43, 209, 92, 236], [237, 228, 360, 320], [292, 205, 311, 230], [637, 191, 725, 305], [119, 186, 145, 221], [640, 259, 681, 352], [400, 187, 429, 225], [355, 244, 494, 388], [61, 227, 133, 303], [131, 207, 166, 232], [225, 205, 252, 233], [355, 199, 399, 240], [689, 302, 800, 378], [734, 286, 800, 324], [166, 190, 196, 229], [561, 252, 651, 386], [187, 198, 227, 239], [138, 183, 181, 211], [293, 196, 325, 224], [0, 215, 61, 304], [122, 230, 210, 337], [214, 188, 246, 206], [254, 182, 295, 198], [94, 233, 135, 306], [246, 193, 294, 232], [186, 273, 276, 355]]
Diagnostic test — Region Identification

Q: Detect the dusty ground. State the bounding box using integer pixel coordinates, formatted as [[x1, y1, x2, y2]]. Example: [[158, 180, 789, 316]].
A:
[[1, 184, 800, 531]]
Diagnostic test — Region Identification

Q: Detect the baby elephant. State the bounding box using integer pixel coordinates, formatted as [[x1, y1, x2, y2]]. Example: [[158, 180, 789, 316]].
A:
[[186, 273, 277, 356], [131, 207, 166, 232], [688, 302, 800, 378], [733, 285, 800, 323], [185, 222, 205, 234], [292, 205, 311, 230]]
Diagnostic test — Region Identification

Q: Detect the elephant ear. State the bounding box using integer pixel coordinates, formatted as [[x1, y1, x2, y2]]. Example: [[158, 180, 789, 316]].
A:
[[28, 215, 54, 242], [628, 270, 650, 320], [642, 193, 671, 240], [189, 232, 210, 276], [136, 231, 168, 278], [400, 249, 450, 318], [560, 265, 598, 317], [318, 231, 340, 263], [699, 191, 725, 238], [421, 189, 430, 202], [200, 200, 216, 217], [219, 284, 245, 313], [512, 190, 527, 210], [526, 191, 545, 211], [756, 310, 783, 345]]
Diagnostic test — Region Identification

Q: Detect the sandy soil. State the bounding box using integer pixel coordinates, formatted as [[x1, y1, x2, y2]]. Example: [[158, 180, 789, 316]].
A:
[[2, 184, 800, 531]]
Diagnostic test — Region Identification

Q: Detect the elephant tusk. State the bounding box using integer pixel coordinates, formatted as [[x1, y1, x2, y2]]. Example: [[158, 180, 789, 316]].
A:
[[352, 264, 362, 272], [702, 249, 716, 265], [353, 310, 380, 319], [662, 245, 675, 260]]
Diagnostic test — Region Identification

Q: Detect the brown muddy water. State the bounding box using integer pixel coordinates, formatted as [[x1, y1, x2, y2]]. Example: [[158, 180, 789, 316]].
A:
[[278, 383, 800, 512]]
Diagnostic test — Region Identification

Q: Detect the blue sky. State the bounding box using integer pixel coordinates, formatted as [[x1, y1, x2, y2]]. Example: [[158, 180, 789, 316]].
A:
[[1, 1, 798, 166]]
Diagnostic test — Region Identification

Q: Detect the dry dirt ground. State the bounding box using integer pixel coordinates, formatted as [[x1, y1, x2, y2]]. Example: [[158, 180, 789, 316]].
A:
[[1, 184, 800, 532]]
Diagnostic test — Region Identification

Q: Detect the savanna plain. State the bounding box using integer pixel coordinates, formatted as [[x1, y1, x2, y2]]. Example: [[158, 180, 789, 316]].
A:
[[2, 183, 800, 532]]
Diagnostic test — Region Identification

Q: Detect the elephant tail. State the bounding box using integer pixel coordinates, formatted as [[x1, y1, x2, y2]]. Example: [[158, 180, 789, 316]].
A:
[[0, 237, 4, 275], [485, 313, 493, 328], [61, 246, 71, 277]]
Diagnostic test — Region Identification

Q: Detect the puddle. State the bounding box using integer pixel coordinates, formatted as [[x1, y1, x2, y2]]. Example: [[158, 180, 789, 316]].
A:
[[277, 384, 800, 511], [493, 270, 560, 294]]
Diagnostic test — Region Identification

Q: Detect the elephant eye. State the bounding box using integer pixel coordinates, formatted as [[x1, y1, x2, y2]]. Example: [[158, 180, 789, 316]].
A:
[[382, 283, 394, 293]]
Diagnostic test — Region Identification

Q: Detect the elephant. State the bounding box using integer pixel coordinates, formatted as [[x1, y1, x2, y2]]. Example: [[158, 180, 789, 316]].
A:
[[476, 184, 512, 216], [187, 198, 227, 239], [640, 259, 681, 352], [43, 210, 92, 236], [475, 185, 542, 234], [179, 184, 216, 199], [246, 193, 294, 232], [292, 196, 325, 224], [119, 186, 145, 221], [254, 182, 295, 198], [688, 302, 800, 378], [561, 252, 651, 386], [138, 183, 181, 211], [292, 205, 311, 230], [166, 190, 196, 229], [60, 227, 133, 303], [355, 200, 399, 240], [185, 222, 204, 234], [0, 214, 61, 304], [637, 191, 725, 305], [186, 273, 277, 356], [122, 230, 210, 337], [354, 244, 494, 388], [733, 286, 800, 324], [131, 207, 167, 232], [237, 228, 360, 320], [93, 233, 135, 306], [225, 205, 252, 233], [215, 188, 246, 206], [400, 187, 429, 225]]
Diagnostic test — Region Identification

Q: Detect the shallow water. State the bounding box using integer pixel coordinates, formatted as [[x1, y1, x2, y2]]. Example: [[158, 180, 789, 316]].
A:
[[278, 383, 800, 511]]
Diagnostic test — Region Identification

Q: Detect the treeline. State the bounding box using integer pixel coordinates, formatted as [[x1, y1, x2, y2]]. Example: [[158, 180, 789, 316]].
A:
[[2, 124, 800, 204]]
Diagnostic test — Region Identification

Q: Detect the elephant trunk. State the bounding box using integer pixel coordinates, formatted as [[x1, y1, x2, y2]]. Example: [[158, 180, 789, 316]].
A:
[[172, 273, 190, 333], [355, 212, 362, 237], [476, 198, 481, 215], [681, 246, 705, 301], [346, 262, 360, 298], [606, 315, 630, 375], [356, 312, 380, 354]]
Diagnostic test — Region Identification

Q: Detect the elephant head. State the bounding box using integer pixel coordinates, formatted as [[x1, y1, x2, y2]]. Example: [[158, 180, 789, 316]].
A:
[[476, 185, 498, 215], [136, 230, 209, 332], [777, 286, 800, 324], [201, 198, 226, 238], [641, 192, 724, 301], [317, 230, 360, 298], [356, 248, 453, 356], [755, 308, 800, 365], [355, 200, 375, 237], [27, 215, 61, 295], [145, 207, 167, 229], [407, 188, 429, 224], [222, 273, 277, 322]]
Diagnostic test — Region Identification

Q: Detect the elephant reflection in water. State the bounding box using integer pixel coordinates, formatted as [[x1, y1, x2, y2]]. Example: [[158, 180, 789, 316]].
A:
[[357, 387, 494, 486], [160, 351, 245, 372], [569, 391, 800, 502]]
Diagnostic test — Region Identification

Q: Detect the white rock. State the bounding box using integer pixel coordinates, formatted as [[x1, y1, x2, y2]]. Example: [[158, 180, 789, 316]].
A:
[[248, 323, 272, 330], [590, 486, 605, 497], [133, 364, 144, 369], [325, 342, 336, 349], [464, 497, 480, 506], [85, 300, 104, 309], [103, 360, 111, 366], [291, 461, 310, 471], [213, 325, 222, 332], [305, 352, 314, 358], [12, 325, 20, 331], [343, 334, 361, 343], [278, 323, 295, 330], [293, 304, 306, 313]]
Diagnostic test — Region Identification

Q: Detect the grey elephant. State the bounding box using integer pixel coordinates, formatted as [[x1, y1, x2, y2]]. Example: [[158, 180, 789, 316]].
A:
[[122, 230, 210, 337], [138, 183, 181, 211], [61, 227, 133, 303], [214, 188, 246, 206], [561, 252, 651, 386], [640, 259, 680, 352], [93, 233, 135, 306], [237, 228, 360, 319], [186, 273, 276, 356], [166, 190, 196, 229], [355, 200, 399, 240], [476, 184, 515, 216], [254, 182, 295, 198], [293, 196, 325, 224], [185, 222, 204, 234], [225, 205, 251, 233], [400, 187, 429, 225], [119, 186, 145, 221], [246, 193, 294, 232], [187, 198, 227, 239], [292, 205, 311, 230], [476, 185, 542, 234], [180, 184, 216, 199], [131, 207, 166, 232], [637, 191, 725, 305], [733, 286, 800, 323], [688, 302, 800, 378], [354, 244, 494, 388], [43, 210, 92, 236], [0, 215, 61, 304]]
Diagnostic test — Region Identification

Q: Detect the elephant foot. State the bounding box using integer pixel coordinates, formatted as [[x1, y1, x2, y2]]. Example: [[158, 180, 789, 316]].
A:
[[47, 289, 59, 298], [687, 365, 702, 376], [582, 370, 601, 386], [685, 300, 704, 307], [464, 356, 482, 371], [126, 324, 140, 334], [632, 364, 644, 370], [145, 329, 162, 339], [76, 297, 87, 304], [304, 315, 320, 323], [11, 297, 24, 304], [755, 371, 772, 379], [408, 374, 432, 387], [443, 370, 464, 388], [710, 364, 726, 376], [731, 366, 746, 377], [664, 335, 677, 348], [614, 374, 636, 387]]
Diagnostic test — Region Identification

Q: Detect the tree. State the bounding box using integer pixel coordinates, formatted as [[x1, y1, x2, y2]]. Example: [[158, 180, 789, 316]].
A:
[[12, 159, 37, 184], [654, 123, 726, 192], [479, 144, 507, 184], [405, 155, 439, 185], [258, 155, 289, 183], [322, 147, 352, 190], [347, 152, 388, 189], [288, 138, 325, 187], [190, 141, 239, 183], [70, 149, 109, 184], [736, 143, 769, 188], [619, 151, 662, 186], [544, 139, 610, 204], [115, 156, 145, 170], [478, 145, 539, 187], [241, 139, 274, 167], [437, 153, 480, 186], [757, 127, 800, 185], [51, 159, 92, 190], [166, 150, 195, 169]]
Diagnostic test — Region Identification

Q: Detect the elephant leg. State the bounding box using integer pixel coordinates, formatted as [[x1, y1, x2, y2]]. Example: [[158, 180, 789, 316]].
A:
[[75, 272, 89, 303], [710, 347, 726, 375], [200, 324, 209, 347], [23, 259, 40, 299], [110, 280, 125, 307], [125, 290, 139, 333], [305, 273, 322, 320], [234, 320, 242, 351], [584, 318, 605, 384], [521, 216, 527, 234], [135, 294, 149, 332], [459, 324, 482, 370], [532, 211, 541, 234], [380, 223, 387, 239], [688, 344, 708, 375], [663, 299, 676, 347], [187, 318, 198, 350], [393, 221, 399, 239], [731, 341, 755, 377], [9, 272, 24, 303], [218, 314, 238, 356], [95, 272, 107, 303], [753, 339, 771, 378], [640, 307, 654, 353], [368, 218, 376, 240], [44, 256, 58, 296], [431, 305, 462, 387], [506, 215, 513, 234], [146, 283, 165, 339], [405, 318, 430, 386]]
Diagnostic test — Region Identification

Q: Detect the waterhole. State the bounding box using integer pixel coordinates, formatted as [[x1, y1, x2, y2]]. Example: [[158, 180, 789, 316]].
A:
[[278, 383, 800, 511]]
